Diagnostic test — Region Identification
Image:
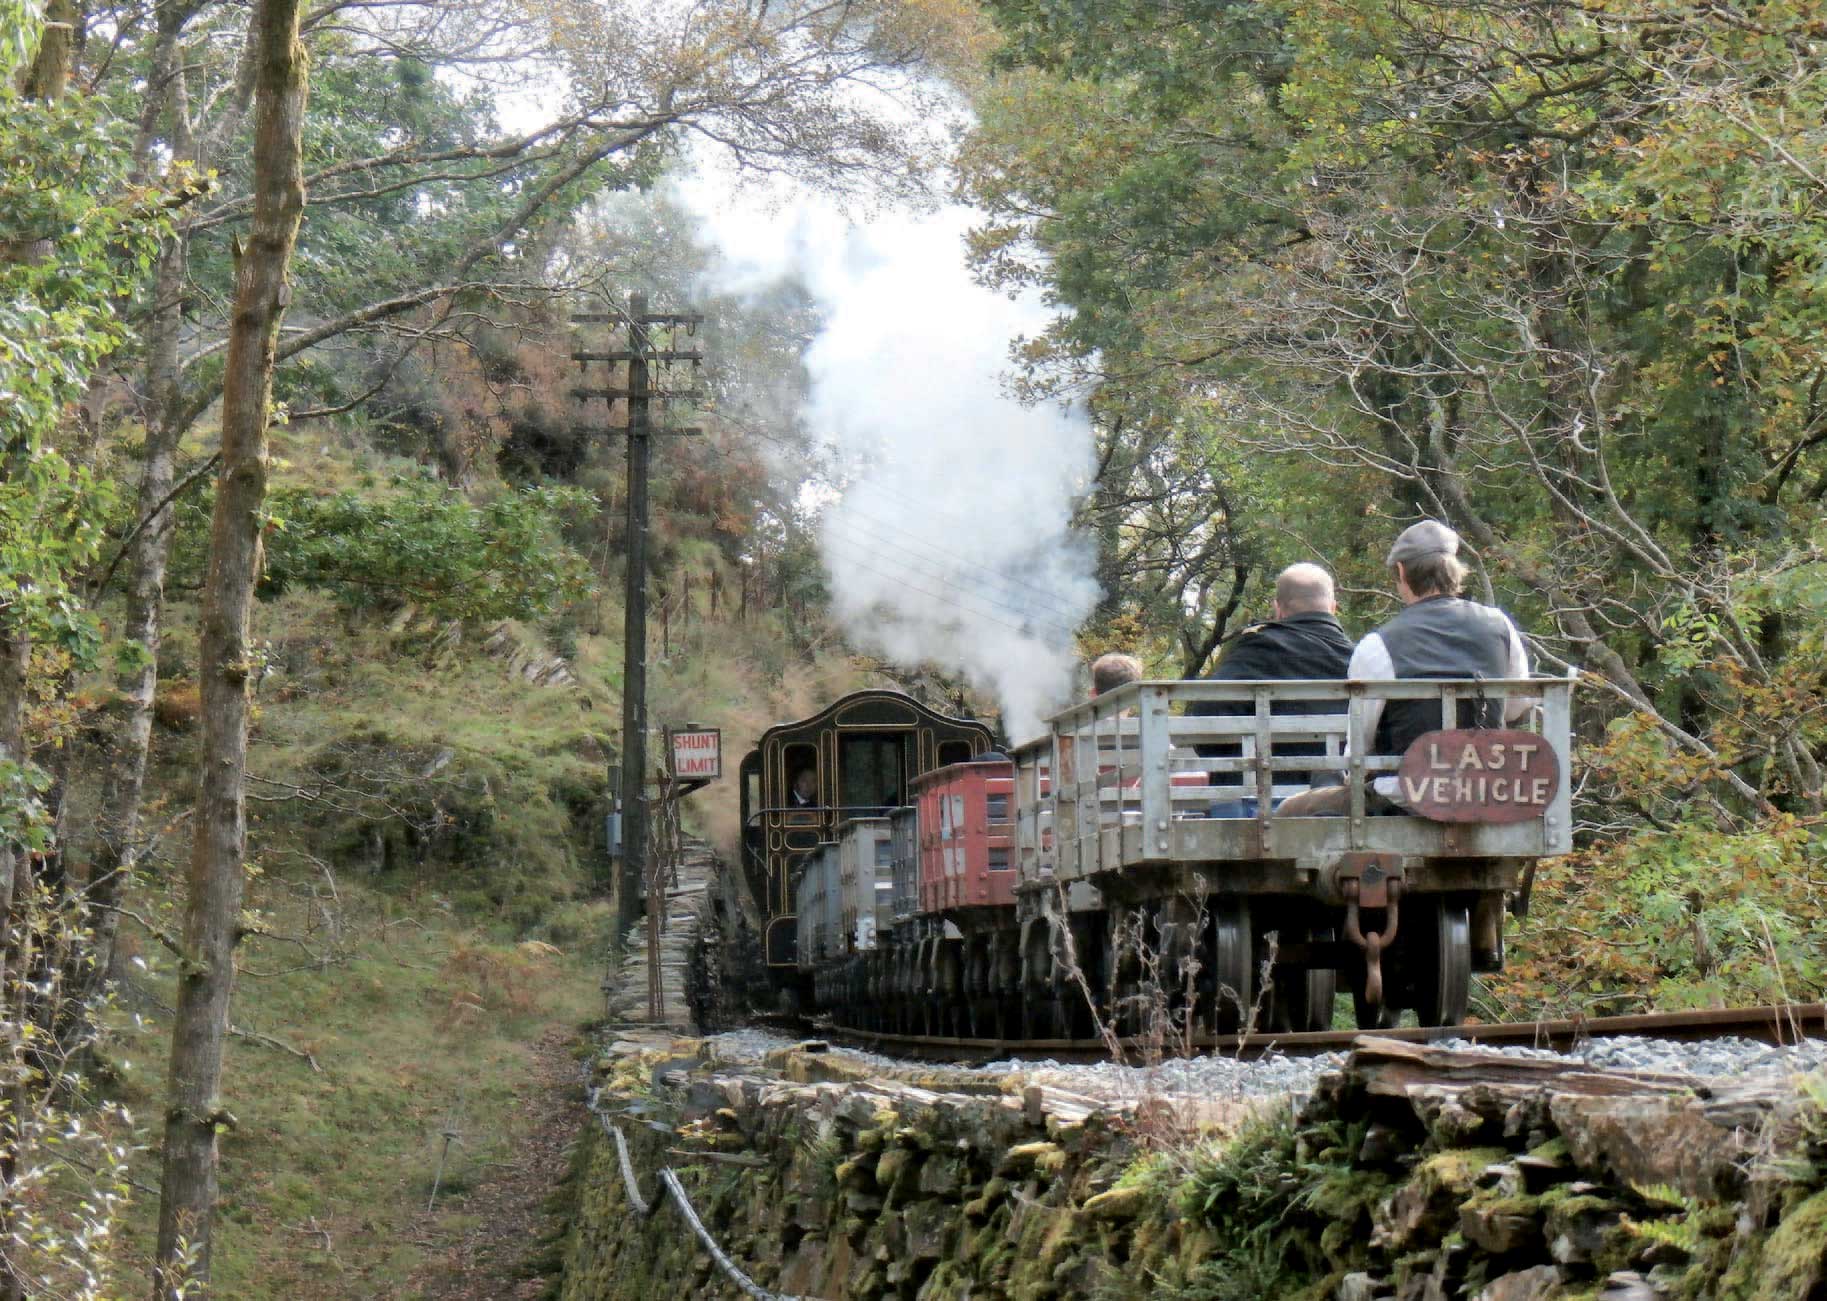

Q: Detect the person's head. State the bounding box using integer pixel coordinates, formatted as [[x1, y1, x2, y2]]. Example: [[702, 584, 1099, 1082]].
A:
[[791, 768, 816, 801], [1089, 652, 1143, 698], [1386, 520, 1467, 602], [1272, 563, 1337, 619]]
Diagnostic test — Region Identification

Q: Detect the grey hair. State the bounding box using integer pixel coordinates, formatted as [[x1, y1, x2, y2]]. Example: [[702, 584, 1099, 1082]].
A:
[[1398, 551, 1468, 597], [1275, 563, 1335, 614], [1090, 653, 1143, 695]]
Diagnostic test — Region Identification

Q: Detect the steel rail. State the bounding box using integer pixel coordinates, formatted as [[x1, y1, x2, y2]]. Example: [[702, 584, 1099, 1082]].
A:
[[786, 1002, 1827, 1065]]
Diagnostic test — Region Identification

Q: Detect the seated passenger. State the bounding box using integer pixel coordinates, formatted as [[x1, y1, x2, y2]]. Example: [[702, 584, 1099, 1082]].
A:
[[1088, 652, 1142, 699], [788, 767, 819, 809], [1082, 652, 1143, 802], [1188, 563, 1354, 817], [1278, 521, 1531, 816]]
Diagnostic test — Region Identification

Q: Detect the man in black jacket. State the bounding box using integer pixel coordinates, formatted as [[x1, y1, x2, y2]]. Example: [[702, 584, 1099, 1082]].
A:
[[1277, 520, 1531, 817], [1191, 563, 1354, 816]]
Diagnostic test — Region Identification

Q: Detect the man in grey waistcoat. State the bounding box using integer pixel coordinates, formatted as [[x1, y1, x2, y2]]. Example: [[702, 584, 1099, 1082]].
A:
[[1278, 520, 1531, 816]]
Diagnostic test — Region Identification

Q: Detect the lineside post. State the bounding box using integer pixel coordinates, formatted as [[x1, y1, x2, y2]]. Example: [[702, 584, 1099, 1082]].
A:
[[621, 291, 652, 942], [568, 293, 705, 945]]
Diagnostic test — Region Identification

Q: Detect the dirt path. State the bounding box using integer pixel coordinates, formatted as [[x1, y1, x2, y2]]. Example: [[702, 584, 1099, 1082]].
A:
[[402, 1027, 586, 1300]]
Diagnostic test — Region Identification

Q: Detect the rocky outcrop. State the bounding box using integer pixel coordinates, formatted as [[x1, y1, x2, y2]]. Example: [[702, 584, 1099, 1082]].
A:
[[558, 1036, 1827, 1300]]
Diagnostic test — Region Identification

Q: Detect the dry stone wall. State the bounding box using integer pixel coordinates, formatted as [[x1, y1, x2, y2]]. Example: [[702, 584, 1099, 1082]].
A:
[[558, 1036, 1827, 1300]]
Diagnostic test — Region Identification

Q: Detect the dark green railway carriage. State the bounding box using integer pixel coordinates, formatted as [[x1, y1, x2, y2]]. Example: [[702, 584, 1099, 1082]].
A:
[[739, 690, 994, 968]]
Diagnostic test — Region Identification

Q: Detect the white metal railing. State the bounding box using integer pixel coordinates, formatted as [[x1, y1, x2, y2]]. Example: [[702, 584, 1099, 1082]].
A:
[[1046, 676, 1574, 876], [1012, 737, 1053, 886]]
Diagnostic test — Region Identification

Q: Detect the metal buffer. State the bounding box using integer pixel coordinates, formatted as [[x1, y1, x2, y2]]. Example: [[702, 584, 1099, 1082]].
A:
[[570, 293, 706, 948]]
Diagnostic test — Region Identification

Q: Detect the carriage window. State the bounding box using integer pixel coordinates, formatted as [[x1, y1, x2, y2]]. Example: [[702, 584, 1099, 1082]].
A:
[[783, 743, 818, 807], [986, 793, 1009, 822], [938, 740, 972, 767], [988, 846, 1010, 870], [840, 735, 904, 810]]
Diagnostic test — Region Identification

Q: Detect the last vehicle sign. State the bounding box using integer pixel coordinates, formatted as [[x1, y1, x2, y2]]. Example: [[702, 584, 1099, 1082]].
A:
[[1396, 729, 1560, 823]]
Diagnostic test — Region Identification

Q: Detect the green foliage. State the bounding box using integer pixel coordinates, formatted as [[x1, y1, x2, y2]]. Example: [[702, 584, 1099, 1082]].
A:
[[967, 0, 1827, 1027], [1488, 807, 1827, 1016], [0, 757, 52, 851], [260, 474, 596, 621], [0, 0, 39, 76], [965, 0, 1827, 741], [1172, 1113, 1367, 1299], [0, 81, 166, 642]]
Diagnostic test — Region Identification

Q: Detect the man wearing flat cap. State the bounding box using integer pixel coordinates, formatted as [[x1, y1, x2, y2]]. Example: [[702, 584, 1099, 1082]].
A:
[[1279, 520, 1531, 814], [1354, 520, 1532, 801]]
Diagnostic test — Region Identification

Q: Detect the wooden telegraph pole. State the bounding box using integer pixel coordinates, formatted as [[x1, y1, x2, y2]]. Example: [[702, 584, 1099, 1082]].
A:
[[571, 294, 703, 943]]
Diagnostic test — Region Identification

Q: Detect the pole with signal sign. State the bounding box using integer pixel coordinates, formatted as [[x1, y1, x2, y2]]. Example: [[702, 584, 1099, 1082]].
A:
[[570, 292, 705, 943]]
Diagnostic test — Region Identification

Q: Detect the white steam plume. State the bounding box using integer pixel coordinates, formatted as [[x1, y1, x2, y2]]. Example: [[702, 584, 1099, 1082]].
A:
[[676, 181, 1098, 741]]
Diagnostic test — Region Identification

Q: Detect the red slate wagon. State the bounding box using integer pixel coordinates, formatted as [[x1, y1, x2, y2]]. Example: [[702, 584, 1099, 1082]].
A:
[[915, 760, 1017, 913]]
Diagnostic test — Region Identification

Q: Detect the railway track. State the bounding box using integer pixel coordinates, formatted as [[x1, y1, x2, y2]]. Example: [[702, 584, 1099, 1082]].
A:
[[761, 1002, 1827, 1065]]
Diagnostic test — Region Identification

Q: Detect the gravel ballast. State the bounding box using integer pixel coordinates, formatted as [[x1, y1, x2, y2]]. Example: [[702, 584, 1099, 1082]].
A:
[[696, 1024, 1827, 1111]]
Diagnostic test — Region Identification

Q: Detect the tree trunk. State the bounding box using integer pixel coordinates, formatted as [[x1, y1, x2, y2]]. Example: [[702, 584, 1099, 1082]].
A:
[[0, 620, 22, 1301], [0, 624, 25, 991], [151, 0, 307, 1292], [88, 0, 203, 989], [87, 235, 191, 989], [15, 0, 75, 109]]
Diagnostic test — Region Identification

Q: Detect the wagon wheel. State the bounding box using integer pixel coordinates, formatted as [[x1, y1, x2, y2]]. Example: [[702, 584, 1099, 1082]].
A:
[[938, 943, 968, 1037], [996, 942, 1024, 1041], [1021, 985, 1055, 1039], [1413, 896, 1473, 1028], [1103, 908, 1139, 1037], [1070, 916, 1106, 1040], [1208, 895, 1253, 1036], [1155, 899, 1201, 1034], [1020, 928, 1054, 1039], [1271, 927, 1339, 1034]]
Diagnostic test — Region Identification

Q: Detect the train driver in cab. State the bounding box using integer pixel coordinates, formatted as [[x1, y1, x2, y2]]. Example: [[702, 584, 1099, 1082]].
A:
[[788, 766, 820, 809], [1191, 563, 1354, 817], [1278, 520, 1531, 816]]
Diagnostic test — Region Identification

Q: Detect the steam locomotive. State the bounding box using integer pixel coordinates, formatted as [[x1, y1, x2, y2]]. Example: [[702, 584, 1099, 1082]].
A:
[[739, 677, 1572, 1036]]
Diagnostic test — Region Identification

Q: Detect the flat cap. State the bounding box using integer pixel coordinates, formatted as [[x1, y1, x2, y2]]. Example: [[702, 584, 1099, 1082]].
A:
[[1387, 520, 1460, 566]]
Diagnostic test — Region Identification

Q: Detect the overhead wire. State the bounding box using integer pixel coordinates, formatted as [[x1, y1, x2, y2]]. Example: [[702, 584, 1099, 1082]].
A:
[[828, 509, 1092, 623], [832, 549, 1083, 643], [817, 523, 1085, 641], [824, 524, 1090, 629], [819, 527, 1083, 641]]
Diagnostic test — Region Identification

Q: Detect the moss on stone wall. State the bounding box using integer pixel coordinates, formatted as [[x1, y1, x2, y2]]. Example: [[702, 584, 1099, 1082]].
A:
[[560, 1042, 1827, 1301]]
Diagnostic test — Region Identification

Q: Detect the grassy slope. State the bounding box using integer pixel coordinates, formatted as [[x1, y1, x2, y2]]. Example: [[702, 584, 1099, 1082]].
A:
[[108, 885, 604, 1297], [89, 425, 880, 1295]]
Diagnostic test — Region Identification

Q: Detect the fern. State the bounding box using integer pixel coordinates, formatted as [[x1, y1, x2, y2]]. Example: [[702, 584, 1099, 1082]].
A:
[[1629, 1181, 1698, 1214], [1620, 1213, 1703, 1255], [796, 1119, 843, 1197]]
